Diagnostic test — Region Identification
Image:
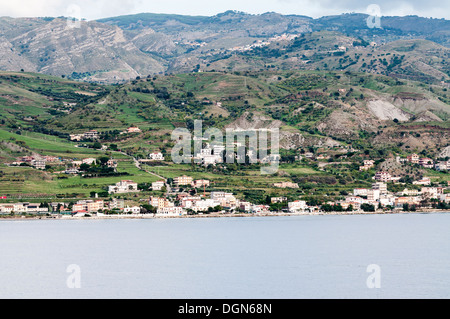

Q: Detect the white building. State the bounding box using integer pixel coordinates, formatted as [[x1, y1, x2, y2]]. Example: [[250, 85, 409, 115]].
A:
[[124, 206, 141, 214], [83, 130, 99, 140], [0, 204, 14, 213], [271, 197, 287, 204], [401, 188, 420, 196], [210, 192, 237, 208], [367, 189, 381, 201], [435, 161, 450, 171], [372, 182, 387, 194], [152, 180, 166, 191], [379, 195, 395, 207], [288, 200, 307, 212], [82, 158, 97, 165], [109, 198, 125, 210], [192, 199, 221, 212], [108, 180, 140, 194], [239, 201, 252, 212], [375, 171, 392, 182], [13, 203, 27, 213], [213, 145, 225, 156], [250, 205, 270, 214], [353, 188, 369, 196], [31, 159, 46, 170], [72, 200, 104, 213], [439, 194, 450, 203], [174, 175, 193, 187], [149, 152, 164, 161], [202, 154, 222, 166], [157, 206, 186, 216], [345, 196, 364, 204], [181, 196, 202, 209], [421, 187, 444, 199], [26, 204, 49, 213], [413, 177, 431, 186]]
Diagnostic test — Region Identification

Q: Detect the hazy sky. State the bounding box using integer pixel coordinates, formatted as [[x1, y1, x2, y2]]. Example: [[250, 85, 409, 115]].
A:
[[0, 0, 448, 20]]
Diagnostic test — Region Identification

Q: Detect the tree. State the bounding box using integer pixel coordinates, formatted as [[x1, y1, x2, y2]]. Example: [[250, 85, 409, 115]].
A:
[[109, 144, 118, 151], [92, 142, 102, 149], [98, 157, 109, 166], [80, 163, 90, 171], [361, 203, 375, 212], [141, 204, 156, 214]]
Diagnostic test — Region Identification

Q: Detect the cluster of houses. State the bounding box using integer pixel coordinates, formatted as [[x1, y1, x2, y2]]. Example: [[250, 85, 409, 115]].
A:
[[64, 158, 117, 174], [150, 191, 238, 216], [193, 143, 225, 166], [396, 153, 450, 171], [229, 33, 298, 52], [86, 176, 212, 204], [148, 192, 312, 216], [3, 174, 448, 216], [121, 127, 142, 134], [344, 181, 449, 210], [6, 154, 117, 174], [152, 176, 210, 191], [8, 155, 59, 170], [370, 153, 449, 184], [70, 130, 99, 141], [190, 142, 281, 167], [70, 127, 143, 142], [0, 198, 140, 216], [71, 198, 140, 216], [0, 202, 50, 214]]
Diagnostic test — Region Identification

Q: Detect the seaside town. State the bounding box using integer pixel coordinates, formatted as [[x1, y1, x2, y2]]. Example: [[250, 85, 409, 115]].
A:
[[1, 148, 449, 218]]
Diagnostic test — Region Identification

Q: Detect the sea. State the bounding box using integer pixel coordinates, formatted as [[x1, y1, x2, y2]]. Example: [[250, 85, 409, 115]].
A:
[[0, 213, 449, 299]]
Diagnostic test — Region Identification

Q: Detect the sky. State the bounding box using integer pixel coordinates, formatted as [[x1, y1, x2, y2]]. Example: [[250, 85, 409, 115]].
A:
[[0, 0, 448, 20]]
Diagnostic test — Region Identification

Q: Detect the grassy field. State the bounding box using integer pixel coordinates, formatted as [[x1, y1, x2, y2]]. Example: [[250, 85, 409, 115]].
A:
[[0, 129, 101, 158], [0, 146, 160, 196]]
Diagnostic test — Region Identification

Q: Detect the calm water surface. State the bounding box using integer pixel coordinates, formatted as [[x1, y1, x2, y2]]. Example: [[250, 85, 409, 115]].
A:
[[0, 213, 449, 298]]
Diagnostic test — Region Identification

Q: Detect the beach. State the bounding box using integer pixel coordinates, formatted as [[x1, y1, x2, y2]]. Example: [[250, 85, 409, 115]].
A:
[[1, 209, 449, 221]]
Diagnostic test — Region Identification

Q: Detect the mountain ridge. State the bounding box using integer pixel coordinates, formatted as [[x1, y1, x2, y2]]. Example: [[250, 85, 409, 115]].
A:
[[0, 11, 448, 83]]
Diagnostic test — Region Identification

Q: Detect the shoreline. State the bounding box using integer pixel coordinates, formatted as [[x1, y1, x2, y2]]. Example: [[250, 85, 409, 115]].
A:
[[1, 209, 449, 221]]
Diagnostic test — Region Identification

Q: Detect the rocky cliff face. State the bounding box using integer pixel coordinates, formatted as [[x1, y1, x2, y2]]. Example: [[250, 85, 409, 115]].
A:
[[0, 18, 165, 82]]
